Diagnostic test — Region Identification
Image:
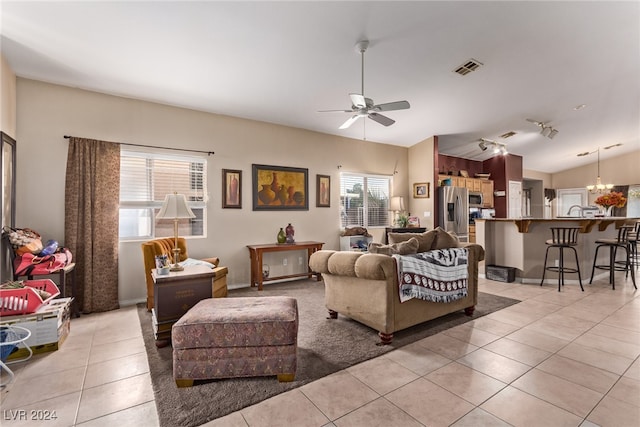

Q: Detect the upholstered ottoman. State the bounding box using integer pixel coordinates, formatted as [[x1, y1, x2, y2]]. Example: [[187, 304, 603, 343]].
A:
[[172, 296, 298, 387]]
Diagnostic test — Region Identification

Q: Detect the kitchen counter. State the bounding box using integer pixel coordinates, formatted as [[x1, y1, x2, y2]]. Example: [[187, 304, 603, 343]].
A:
[[475, 217, 633, 233], [475, 217, 639, 284]]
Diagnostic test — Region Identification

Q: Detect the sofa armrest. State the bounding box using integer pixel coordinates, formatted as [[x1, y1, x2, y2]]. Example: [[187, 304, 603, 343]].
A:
[[457, 242, 485, 262]]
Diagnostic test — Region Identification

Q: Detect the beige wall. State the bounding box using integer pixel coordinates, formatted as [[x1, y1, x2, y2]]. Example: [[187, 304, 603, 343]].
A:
[[551, 150, 640, 205], [1, 54, 16, 137], [408, 137, 436, 229], [16, 78, 412, 305]]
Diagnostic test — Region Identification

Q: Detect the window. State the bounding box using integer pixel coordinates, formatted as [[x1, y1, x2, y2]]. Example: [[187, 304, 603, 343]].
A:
[[627, 185, 640, 217], [339, 173, 391, 228], [556, 188, 587, 217], [119, 150, 207, 240]]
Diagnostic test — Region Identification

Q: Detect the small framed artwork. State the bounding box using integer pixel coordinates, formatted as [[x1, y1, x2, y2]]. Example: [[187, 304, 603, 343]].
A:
[[316, 174, 330, 207], [222, 169, 242, 208], [408, 216, 420, 227], [413, 182, 430, 198]]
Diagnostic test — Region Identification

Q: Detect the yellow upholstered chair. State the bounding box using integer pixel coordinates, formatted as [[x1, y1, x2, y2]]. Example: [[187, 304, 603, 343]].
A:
[[141, 237, 228, 310]]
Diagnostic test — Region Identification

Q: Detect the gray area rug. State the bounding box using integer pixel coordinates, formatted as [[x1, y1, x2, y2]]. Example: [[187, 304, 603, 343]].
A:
[[137, 280, 520, 427]]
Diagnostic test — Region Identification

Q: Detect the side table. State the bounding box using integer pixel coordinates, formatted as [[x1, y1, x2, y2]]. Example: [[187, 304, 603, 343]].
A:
[[151, 265, 215, 346]]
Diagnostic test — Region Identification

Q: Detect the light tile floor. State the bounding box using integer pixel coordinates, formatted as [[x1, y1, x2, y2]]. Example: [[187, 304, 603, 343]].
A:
[[1, 273, 639, 427]]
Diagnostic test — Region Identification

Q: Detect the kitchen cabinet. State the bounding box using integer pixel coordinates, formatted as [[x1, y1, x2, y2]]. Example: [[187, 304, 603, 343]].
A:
[[438, 175, 494, 208], [481, 180, 494, 208], [469, 224, 476, 243]]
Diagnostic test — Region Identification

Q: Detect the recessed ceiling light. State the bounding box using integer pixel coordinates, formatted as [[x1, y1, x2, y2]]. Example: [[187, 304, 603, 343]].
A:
[[573, 104, 587, 110]]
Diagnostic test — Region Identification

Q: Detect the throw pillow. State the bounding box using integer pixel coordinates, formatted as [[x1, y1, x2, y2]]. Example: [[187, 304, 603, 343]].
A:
[[368, 237, 419, 256], [431, 227, 460, 250], [388, 230, 437, 252]]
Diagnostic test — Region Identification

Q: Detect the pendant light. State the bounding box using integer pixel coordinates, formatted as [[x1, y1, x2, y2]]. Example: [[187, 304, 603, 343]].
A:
[[586, 148, 613, 194]]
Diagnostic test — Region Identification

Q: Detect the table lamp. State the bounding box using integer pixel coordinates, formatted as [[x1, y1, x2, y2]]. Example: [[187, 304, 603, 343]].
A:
[[389, 196, 405, 225], [156, 192, 195, 271]]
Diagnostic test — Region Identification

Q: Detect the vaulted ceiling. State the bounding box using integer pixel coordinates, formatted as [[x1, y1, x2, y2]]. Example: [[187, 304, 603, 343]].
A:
[[1, 1, 638, 173]]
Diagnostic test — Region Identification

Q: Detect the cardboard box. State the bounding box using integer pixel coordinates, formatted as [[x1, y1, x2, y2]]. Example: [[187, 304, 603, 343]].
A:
[[0, 298, 72, 360]]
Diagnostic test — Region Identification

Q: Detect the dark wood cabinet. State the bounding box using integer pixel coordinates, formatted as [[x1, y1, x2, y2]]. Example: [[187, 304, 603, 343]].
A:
[[384, 227, 427, 244]]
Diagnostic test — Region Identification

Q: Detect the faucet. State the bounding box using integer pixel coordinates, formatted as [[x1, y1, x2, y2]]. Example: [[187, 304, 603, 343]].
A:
[[566, 205, 583, 217]]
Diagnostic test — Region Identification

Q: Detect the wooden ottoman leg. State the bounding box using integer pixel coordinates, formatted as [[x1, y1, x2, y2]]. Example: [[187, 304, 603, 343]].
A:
[[464, 306, 475, 316], [327, 309, 338, 319], [277, 373, 295, 382], [175, 379, 194, 388]]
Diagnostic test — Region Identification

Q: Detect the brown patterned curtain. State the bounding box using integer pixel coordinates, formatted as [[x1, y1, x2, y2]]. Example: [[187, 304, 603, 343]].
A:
[[65, 138, 120, 313]]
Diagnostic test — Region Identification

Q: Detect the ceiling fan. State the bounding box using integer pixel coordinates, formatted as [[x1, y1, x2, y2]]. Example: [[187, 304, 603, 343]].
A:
[[526, 118, 559, 139], [320, 40, 410, 130]]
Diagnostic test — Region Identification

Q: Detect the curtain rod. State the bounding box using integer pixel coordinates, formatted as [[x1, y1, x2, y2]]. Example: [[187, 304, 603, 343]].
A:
[[63, 135, 214, 156]]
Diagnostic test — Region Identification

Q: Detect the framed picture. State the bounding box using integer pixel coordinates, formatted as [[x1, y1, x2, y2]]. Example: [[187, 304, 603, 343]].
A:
[[408, 216, 420, 227], [222, 169, 242, 208], [252, 164, 309, 210], [413, 182, 430, 198], [316, 174, 330, 207], [1, 132, 16, 228]]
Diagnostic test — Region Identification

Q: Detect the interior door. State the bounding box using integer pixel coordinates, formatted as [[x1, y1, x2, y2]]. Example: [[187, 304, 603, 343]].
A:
[[508, 180, 522, 218]]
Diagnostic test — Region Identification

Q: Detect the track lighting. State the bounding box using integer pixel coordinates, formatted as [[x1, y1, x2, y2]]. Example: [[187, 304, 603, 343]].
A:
[[527, 118, 559, 140], [478, 138, 508, 156]]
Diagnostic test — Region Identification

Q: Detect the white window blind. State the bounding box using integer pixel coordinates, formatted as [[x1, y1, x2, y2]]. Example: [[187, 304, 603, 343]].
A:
[[340, 173, 391, 228], [119, 150, 207, 239]]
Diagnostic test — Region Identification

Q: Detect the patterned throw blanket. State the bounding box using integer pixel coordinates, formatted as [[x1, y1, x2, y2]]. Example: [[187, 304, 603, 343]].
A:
[[393, 248, 469, 303]]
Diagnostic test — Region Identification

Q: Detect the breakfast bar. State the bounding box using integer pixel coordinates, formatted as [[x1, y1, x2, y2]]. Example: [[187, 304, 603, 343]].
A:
[[475, 217, 639, 284]]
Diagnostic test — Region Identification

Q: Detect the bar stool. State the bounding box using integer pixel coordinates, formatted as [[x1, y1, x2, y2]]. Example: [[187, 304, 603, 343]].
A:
[[540, 227, 583, 292], [625, 221, 639, 274], [589, 225, 637, 290]]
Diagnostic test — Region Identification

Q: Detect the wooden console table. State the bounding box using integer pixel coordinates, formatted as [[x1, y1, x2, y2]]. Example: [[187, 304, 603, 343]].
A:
[[247, 241, 324, 290]]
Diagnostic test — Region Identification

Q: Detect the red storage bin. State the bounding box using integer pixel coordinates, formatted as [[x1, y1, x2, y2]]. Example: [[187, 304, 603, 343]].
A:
[[0, 279, 60, 316]]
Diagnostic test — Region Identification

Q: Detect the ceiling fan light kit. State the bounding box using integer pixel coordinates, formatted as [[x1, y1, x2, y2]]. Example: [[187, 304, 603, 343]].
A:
[[320, 40, 410, 130]]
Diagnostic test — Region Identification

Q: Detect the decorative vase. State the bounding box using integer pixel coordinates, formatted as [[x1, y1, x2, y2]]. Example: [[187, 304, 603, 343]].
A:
[[277, 185, 288, 205], [258, 184, 275, 205], [270, 172, 279, 193], [277, 228, 286, 244], [605, 206, 613, 217], [285, 223, 295, 243]]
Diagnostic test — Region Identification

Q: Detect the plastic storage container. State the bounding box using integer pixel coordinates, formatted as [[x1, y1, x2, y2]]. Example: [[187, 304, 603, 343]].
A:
[[0, 279, 60, 316]]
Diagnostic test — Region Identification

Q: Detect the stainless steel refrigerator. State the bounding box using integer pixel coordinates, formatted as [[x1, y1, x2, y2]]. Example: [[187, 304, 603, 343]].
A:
[[438, 186, 469, 242]]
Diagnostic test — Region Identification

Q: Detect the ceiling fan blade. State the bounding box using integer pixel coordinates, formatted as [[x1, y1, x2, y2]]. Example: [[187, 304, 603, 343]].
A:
[[374, 100, 410, 112], [368, 112, 395, 127], [339, 115, 361, 129], [318, 109, 354, 113], [349, 93, 367, 109]]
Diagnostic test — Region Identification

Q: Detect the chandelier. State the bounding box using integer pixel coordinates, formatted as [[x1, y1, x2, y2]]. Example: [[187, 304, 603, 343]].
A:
[[585, 148, 613, 194]]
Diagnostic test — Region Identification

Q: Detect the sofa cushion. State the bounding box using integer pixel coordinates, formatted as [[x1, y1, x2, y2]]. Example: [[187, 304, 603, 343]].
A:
[[388, 230, 437, 252], [368, 237, 419, 256], [431, 227, 461, 250]]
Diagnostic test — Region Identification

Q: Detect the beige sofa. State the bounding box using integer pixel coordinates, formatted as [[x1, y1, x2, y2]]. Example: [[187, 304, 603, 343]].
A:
[[309, 229, 484, 344]]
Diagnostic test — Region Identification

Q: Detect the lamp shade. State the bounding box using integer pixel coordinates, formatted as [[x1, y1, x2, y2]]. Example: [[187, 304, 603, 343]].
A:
[[389, 196, 405, 212], [156, 193, 196, 219]]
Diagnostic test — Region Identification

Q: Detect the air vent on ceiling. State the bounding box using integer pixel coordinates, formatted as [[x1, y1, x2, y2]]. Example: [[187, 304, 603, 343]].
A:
[[500, 131, 517, 139], [454, 58, 483, 76]]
